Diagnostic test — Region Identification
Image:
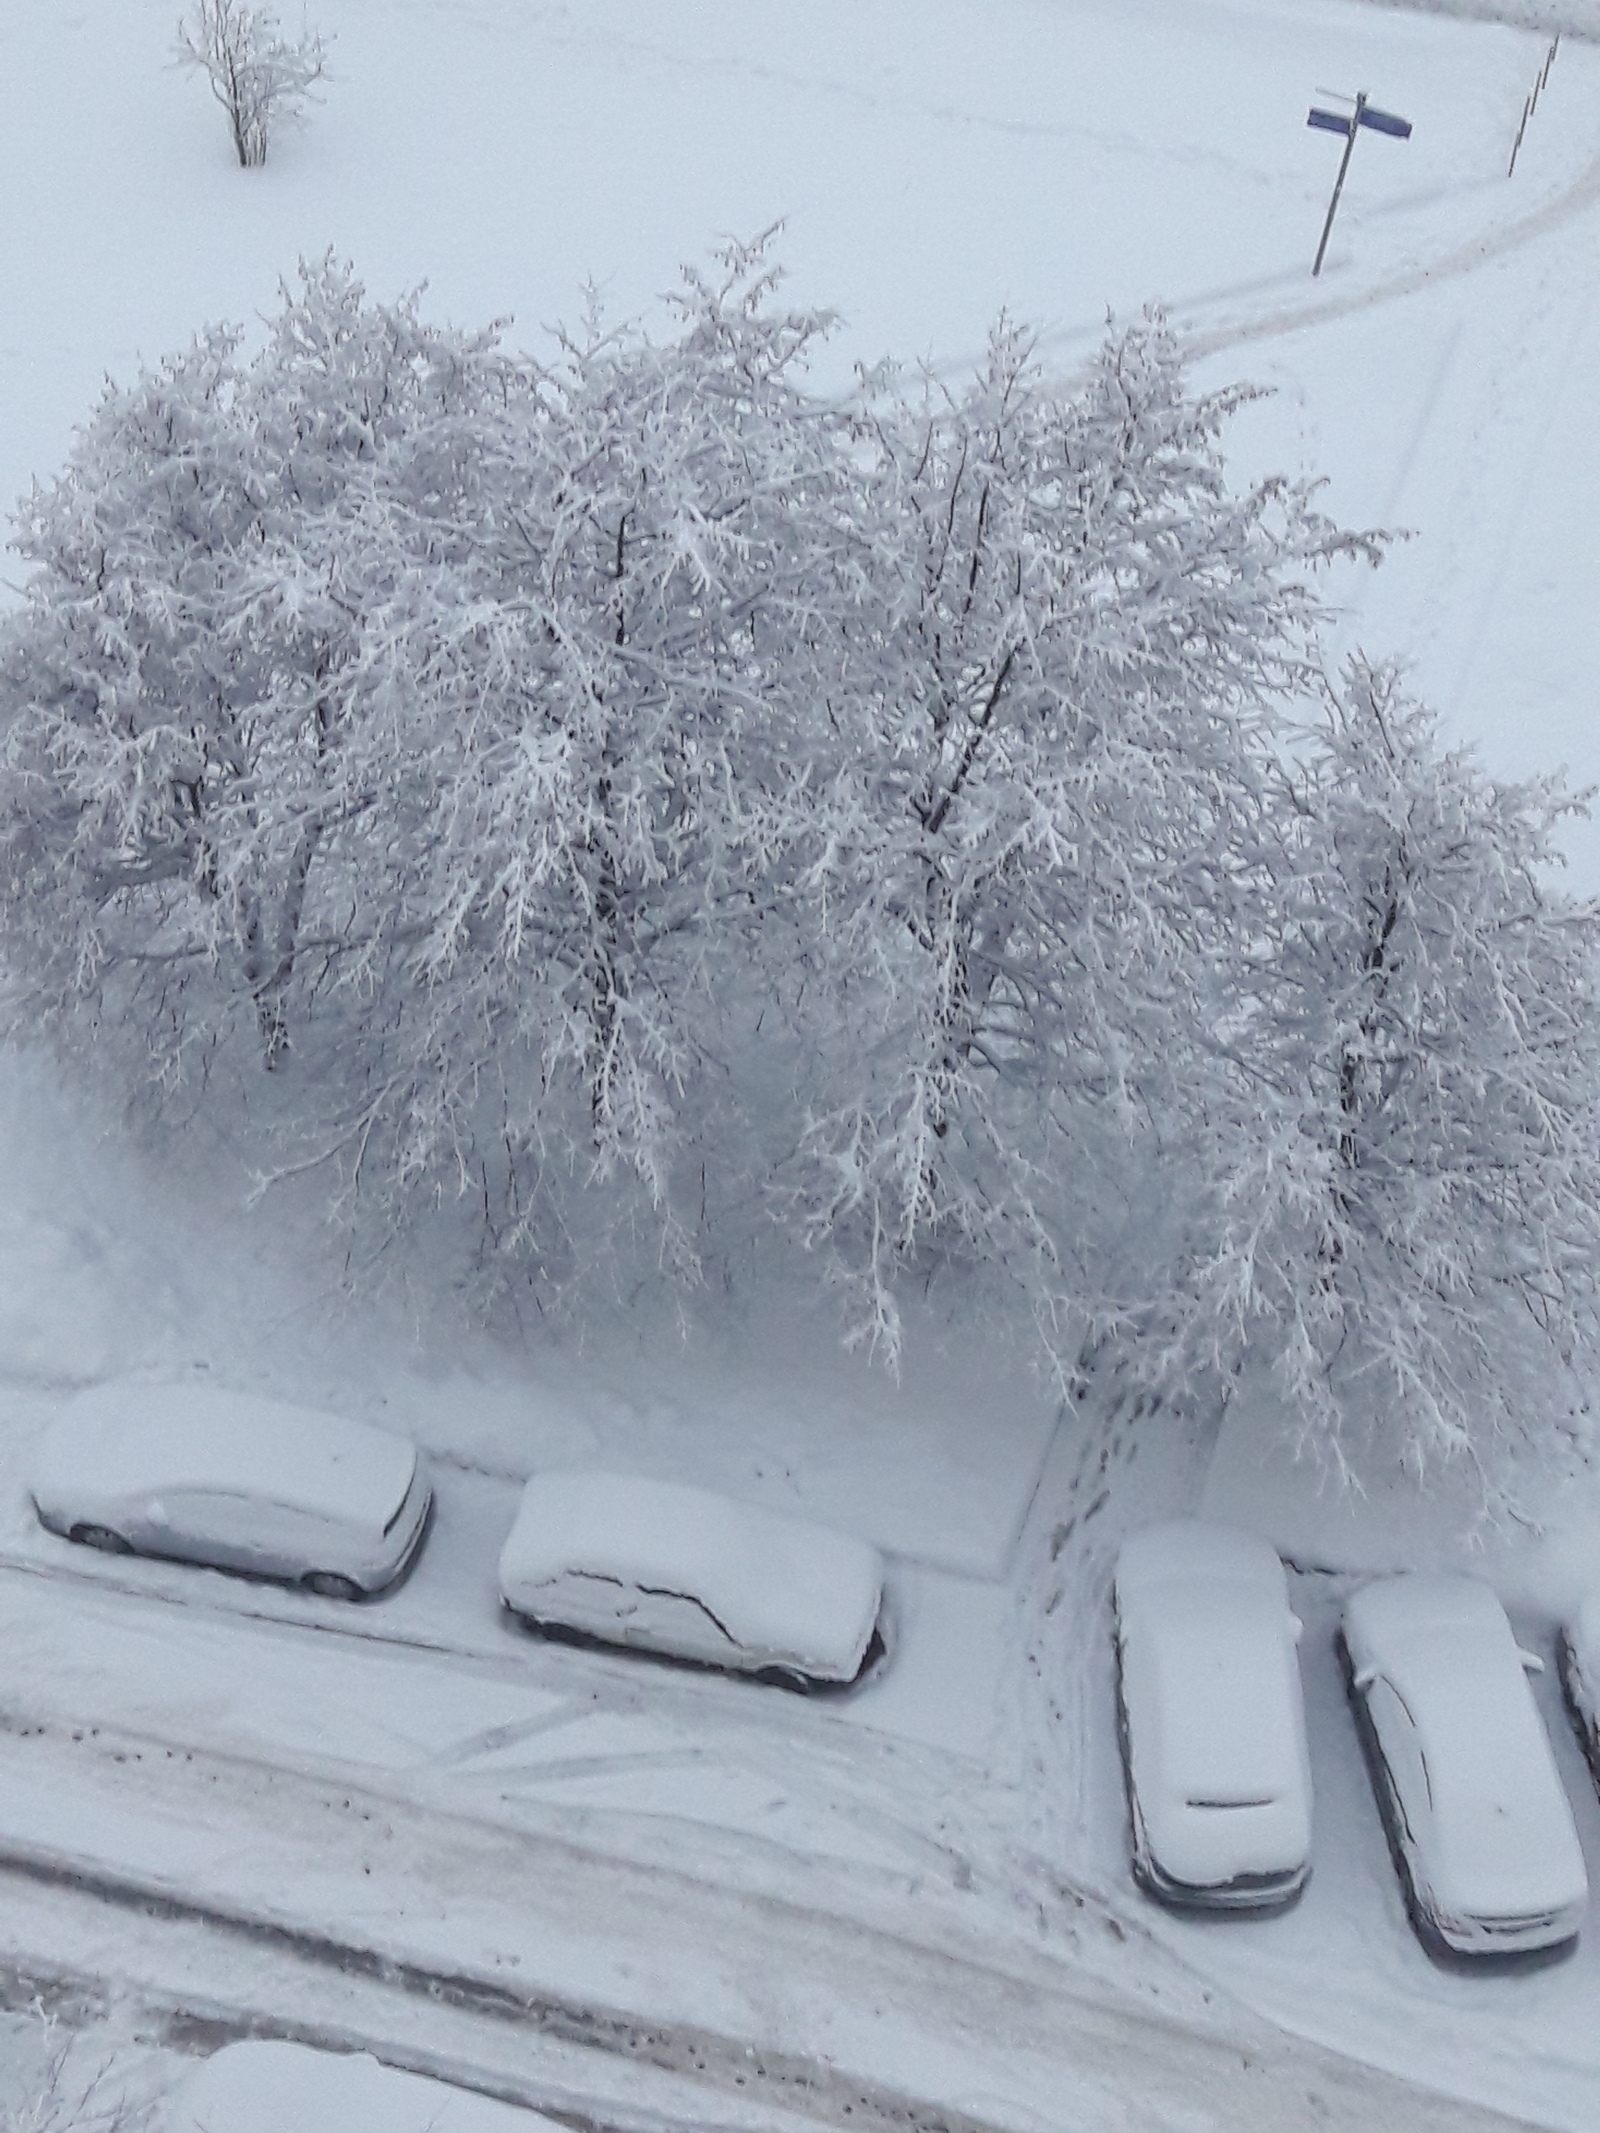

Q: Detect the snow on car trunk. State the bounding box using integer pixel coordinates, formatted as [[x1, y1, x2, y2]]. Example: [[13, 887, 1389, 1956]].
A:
[[498, 1469, 885, 1683], [32, 1382, 417, 1535]]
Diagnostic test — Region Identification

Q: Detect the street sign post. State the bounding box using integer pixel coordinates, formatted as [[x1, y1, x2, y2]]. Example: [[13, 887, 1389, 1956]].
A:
[[1306, 90, 1413, 275]]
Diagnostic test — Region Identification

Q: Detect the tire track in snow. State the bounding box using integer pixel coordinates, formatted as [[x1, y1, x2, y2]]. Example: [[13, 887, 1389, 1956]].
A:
[[1439, 243, 1600, 712], [0, 1706, 1542, 2133], [1181, 132, 1600, 363], [0, 1705, 1020, 2133], [0, 1550, 993, 1903], [0, 1846, 1006, 2133], [0, 1917, 812, 2133]]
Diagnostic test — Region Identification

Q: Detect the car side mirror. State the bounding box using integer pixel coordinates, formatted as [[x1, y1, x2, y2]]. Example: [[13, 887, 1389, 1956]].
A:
[[1518, 1647, 1547, 1675], [1353, 1662, 1378, 1691]]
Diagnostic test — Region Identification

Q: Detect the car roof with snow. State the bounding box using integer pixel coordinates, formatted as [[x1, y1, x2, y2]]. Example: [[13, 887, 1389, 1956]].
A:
[[499, 1469, 884, 1676], [1344, 1573, 1526, 1724], [31, 1382, 417, 1530], [1135, 1589, 1306, 1805], [1117, 1522, 1306, 1808], [1344, 1574, 1587, 1916]]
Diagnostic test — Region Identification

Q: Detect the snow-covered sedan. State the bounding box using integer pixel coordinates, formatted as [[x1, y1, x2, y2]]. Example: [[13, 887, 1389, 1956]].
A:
[[1341, 1575, 1587, 1960], [170, 2040, 557, 2133], [1113, 1521, 1313, 1910], [30, 1382, 432, 1600], [498, 1469, 885, 1689]]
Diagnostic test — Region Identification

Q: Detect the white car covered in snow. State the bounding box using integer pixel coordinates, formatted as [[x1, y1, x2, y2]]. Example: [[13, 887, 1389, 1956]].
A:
[[169, 2040, 557, 2133], [30, 1382, 431, 1600], [498, 1469, 885, 1689], [1558, 1594, 1600, 1790], [1341, 1575, 1587, 1960], [1113, 1520, 1312, 1910]]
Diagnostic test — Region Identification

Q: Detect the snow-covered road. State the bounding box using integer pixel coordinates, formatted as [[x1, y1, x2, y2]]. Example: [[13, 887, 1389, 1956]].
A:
[[0, 1566, 1544, 2133]]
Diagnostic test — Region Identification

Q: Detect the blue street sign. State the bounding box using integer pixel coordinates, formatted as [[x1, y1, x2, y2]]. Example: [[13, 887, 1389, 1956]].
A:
[[1307, 87, 1411, 278], [1358, 104, 1412, 137]]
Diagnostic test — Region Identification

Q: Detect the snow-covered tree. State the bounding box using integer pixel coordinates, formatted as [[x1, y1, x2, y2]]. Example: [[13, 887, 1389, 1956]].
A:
[[341, 239, 859, 1277], [779, 316, 1371, 1374], [0, 245, 855, 1291], [13, 247, 1591, 1483], [1189, 660, 1600, 1482], [176, 0, 328, 168], [0, 257, 521, 1090]]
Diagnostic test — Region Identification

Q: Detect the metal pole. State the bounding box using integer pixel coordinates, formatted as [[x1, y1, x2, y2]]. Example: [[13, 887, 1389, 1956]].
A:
[[1313, 91, 1365, 277], [1509, 93, 1531, 178]]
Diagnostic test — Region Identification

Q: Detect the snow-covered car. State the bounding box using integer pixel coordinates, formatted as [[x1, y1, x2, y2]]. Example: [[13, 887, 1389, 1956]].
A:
[[1341, 1574, 1587, 1960], [169, 2040, 557, 2133], [30, 1382, 431, 1600], [1112, 1520, 1313, 1910], [1558, 1594, 1600, 1787], [498, 1469, 885, 1689]]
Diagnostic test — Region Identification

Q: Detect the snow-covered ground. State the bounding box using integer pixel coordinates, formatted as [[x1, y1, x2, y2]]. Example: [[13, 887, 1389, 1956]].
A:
[[6, 0, 1600, 881], [6, 0, 1600, 2126]]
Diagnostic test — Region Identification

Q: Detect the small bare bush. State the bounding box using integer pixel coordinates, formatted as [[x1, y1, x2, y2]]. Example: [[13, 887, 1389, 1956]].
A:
[[0, 2011, 151, 2133], [176, 0, 328, 168]]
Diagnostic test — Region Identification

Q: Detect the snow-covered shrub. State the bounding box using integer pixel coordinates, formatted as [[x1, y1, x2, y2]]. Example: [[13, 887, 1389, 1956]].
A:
[[176, 0, 328, 169], [1189, 660, 1600, 1481], [0, 2012, 145, 2133]]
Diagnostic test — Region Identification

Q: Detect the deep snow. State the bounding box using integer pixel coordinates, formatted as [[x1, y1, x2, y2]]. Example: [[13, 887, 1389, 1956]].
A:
[[6, 0, 1600, 2126]]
